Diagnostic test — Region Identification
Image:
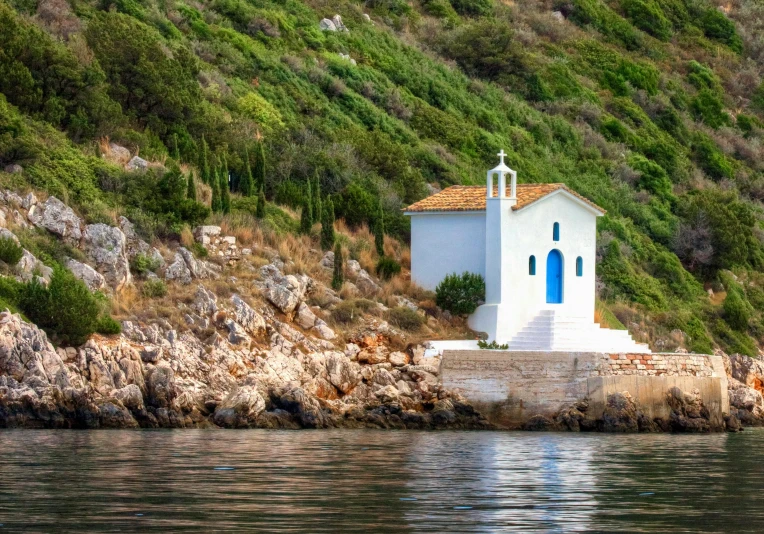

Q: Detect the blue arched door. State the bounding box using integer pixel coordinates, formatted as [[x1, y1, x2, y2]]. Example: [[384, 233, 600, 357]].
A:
[[546, 250, 563, 303]]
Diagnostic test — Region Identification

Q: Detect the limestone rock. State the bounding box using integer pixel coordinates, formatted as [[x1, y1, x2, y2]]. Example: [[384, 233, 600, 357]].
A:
[[319, 18, 337, 31], [0, 228, 18, 245], [320, 251, 334, 269], [108, 143, 131, 164], [362, 13, 371, 21], [346, 259, 362, 278], [388, 351, 409, 367], [118, 216, 164, 267], [194, 286, 218, 316], [213, 386, 266, 427], [16, 249, 53, 283], [312, 319, 336, 341], [226, 319, 251, 345], [356, 269, 381, 295], [332, 14, 348, 31], [164, 252, 192, 284], [375, 384, 399, 403], [146, 362, 176, 408], [230, 294, 266, 338], [296, 302, 317, 329], [600, 392, 639, 432], [66, 259, 106, 291], [194, 225, 222, 246], [27, 196, 82, 241], [82, 223, 132, 290], [22, 193, 37, 209], [127, 156, 148, 172], [259, 264, 313, 315], [112, 384, 145, 410], [325, 352, 360, 394], [3, 164, 22, 174]]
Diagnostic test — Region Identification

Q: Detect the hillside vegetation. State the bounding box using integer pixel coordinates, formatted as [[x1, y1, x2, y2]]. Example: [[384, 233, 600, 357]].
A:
[[1, 0, 764, 354]]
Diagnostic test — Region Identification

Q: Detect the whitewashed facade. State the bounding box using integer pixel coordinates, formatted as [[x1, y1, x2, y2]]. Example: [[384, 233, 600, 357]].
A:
[[406, 152, 649, 352]]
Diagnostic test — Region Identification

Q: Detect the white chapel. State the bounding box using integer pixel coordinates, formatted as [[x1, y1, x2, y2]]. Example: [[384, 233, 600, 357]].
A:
[[404, 151, 649, 353]]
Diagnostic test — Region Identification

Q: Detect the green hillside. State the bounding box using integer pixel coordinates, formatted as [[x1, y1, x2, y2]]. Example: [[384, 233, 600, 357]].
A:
[[1, 0, 764, 354]]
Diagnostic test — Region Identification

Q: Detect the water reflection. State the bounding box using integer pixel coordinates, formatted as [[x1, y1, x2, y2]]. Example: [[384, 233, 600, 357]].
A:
[[0, 429, 760, 532]]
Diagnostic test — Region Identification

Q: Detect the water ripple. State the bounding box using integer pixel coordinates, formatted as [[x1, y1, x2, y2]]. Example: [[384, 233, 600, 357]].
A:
[[0, 429, 760, 532]]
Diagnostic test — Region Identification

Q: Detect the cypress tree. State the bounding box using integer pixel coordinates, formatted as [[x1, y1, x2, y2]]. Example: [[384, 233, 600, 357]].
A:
[[332, 242, 344, 291], [320, 198, 335, 250], [300, 195, 313, 234], [374, 203, 385, 256], [211, 167, 222, 213], [200, 136, 211, 185], [186, 171, 197, 201], [253, 141, 265, 190], [240, 147, 254, 196], [220, 165, 231, 214], [172, 133, 180, 162], [312, 172, 322, 227], [256, 184, 266, 219]]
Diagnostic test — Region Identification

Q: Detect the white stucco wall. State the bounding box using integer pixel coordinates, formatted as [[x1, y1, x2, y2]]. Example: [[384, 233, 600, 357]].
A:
[[407, 212, 486, 291], [502, 191, 598, 328]]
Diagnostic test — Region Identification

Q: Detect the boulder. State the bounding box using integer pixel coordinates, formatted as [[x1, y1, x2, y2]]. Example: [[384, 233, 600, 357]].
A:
[[27, 196, 82, 241], [325, 352, 360, 394], [22, 193, 37, 209], [66, 258, 106, 291], [164, 252, 192, 284], [362, 13, 371, 21], [230, 294, 266, 337], [213, 386, 266, 427], [375, 384, 399, 404], [319, 18, 337, 31], [356, 269, 381, 295], [108, 143, 131, 164], [388, 351, 408, 367], [112, 384, 145, 411], [600, 392, 639, 432], [0, 228, 19, 245], [118, 216, 164, 266], [312, 319, 336, 341], [320, 251, 334, 269], [296, 302, 317, 329], [332, 14, 348, 31], [127, 156, 148, 172], [3, 164, 22, 174], [146, 362, 176, 408], [226, 319, 251, 345], [193, 286, 218, 316], [259, 264, 312, 315], [99, 402, 139, 428], [82, 223, 132, 290], [16, 249, 53, 283]]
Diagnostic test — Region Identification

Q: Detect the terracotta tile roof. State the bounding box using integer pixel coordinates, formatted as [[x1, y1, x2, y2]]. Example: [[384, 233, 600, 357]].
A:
[[404, 184, 605, 214]]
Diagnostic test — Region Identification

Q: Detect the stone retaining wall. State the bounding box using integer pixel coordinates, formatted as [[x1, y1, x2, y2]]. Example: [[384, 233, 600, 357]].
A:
[[440, 350, 728, 430], [599, 353, 714, 377]]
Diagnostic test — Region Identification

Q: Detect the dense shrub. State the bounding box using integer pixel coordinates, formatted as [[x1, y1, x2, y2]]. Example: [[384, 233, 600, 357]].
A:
[[386, 306, 424, 331], [18, 266, 111, 346], [141, 279, 168, 298], [0, 237, 23, 266], [435, 272, 485, 316], [690, 89, 730, 129], [130, 253, 161, 276], [376, 256, 401, 280], [95, 315, 122, 336], [621, 0, 672, 41], [698, 9, 742, 53], [449, 0, 493, 16]]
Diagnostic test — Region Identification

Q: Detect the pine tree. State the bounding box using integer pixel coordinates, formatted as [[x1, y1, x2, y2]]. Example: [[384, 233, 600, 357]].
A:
[[320, 198, 335, 250], [186, 171, 197, 201], [374, 202, 385, 256], [253, 141, 265, 190], [332, 242, 344, 290], [312, 172, 322, 227], [211, 167, 222, 213], [240, 147, 254, 196], [300, 192, 313, 234], [220, 165, 231, 214], [256, 184, 266, 218]]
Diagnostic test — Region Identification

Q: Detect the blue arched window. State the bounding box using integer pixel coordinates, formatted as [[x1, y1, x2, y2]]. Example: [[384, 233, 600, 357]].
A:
[[576, 256, 583, 277], [529, 255, 536, 275], [553, 222, 560, 241]]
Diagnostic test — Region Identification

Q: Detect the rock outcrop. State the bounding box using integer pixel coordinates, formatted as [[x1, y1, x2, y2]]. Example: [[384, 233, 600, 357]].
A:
[[82, 223, 132, 290], [27, 196, 82, 242]]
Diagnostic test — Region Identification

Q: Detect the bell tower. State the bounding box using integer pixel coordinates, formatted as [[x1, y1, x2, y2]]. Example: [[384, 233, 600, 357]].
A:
[[469, 150, 518, 343]]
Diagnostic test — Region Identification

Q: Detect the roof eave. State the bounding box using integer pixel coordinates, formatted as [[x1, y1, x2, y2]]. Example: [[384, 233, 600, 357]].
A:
[[512, 189, 605, 216]]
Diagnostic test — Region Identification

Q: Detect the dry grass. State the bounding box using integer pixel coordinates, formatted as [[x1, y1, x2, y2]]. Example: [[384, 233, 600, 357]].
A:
[[111, 285, 139, 318], [180, 226, 195, 248]]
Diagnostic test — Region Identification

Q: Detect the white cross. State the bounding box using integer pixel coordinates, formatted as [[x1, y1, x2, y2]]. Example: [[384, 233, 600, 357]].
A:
[[497, 150, 507, 165]]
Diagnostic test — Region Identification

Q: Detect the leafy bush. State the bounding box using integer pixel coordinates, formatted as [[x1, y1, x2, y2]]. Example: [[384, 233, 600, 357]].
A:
[[18, 266, 110, 346], [690, 89, 730, 129], [386, 306, 424, 331], [376, 256, 401, 280], [699, 8, 742, 53], [449, 0, 493, 16], [723, 284, 753, 332], [435, 272, 485, 316], [621, 0, 672, 41], [0, 236, 23, 266], [478, 339, 509, 350], [95, 315, 122, 336], [142, 279, 168, 298], [130, 253, 161, 276], [190, 243, 208, 258]]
